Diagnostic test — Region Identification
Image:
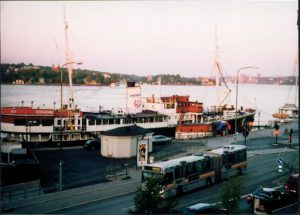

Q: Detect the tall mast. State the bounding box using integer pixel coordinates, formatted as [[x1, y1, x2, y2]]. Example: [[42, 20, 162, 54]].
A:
[[64, 7, 74, 110], [213, 26, 231, 107], [214, 25, 220, 106]]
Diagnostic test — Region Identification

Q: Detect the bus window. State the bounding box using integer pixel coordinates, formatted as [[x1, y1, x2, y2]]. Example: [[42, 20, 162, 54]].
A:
[[162, 172, 174, 185], [175, 166, 182, 179], [191, 161, 197, 174]]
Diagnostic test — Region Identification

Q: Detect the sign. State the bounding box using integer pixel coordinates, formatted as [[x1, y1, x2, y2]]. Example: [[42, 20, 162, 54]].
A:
[[126, 86, 142, 114], [274, 130, 279, 135], [277, 158, 283, 172], [137, 140, 148, 167]]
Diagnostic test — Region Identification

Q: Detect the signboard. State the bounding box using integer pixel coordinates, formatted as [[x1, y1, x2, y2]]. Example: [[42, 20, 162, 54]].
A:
[[274, 130, 279, 135], [137, 140, 148, 167]]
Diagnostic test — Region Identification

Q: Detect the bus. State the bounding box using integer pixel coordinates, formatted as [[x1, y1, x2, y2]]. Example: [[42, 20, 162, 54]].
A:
[[142, 145, 247, 198]]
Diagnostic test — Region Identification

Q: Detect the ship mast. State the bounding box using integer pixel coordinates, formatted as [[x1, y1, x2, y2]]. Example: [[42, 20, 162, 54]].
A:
[[214, 26, 231, 107], [64, 7, 75, 110], [214, 26, 220, 106]]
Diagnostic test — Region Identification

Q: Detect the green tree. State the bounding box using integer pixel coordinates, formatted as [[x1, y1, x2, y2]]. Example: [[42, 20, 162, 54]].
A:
[[219, 176, 243, 214], [129, 175, 177, 214]]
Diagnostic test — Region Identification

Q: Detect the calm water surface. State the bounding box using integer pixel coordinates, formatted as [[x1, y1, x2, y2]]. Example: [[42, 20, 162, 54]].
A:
[[1, 84, 296, 125]]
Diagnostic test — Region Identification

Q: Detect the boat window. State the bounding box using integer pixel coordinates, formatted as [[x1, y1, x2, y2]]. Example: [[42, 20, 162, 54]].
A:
[[14, 119, 27, 126], [88, 119, 95, 126], [42, 119, 53, 126]]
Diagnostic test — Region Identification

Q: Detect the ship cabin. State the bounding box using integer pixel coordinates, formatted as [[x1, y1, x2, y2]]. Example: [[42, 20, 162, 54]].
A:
[[84, 110, 170, 135], [0, 107, 54, 142]]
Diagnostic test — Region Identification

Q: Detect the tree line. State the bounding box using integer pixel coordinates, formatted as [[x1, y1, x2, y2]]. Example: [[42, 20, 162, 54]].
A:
[[0, 63, 204, 86]]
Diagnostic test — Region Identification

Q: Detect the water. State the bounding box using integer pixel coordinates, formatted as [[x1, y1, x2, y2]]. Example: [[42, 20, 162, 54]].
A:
[[1, 84, 296, 125]]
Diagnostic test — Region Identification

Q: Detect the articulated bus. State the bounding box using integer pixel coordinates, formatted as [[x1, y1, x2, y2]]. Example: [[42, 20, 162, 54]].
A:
[[142, 145, 247, 198]]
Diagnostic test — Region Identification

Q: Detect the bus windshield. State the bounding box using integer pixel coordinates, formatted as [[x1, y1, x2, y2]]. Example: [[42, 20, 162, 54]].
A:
[[142, 171, 162, 183]]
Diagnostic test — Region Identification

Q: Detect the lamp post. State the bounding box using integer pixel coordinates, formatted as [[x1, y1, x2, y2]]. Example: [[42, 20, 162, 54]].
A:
[[58, 61, 82, 192], [235, 66, 259, 144]]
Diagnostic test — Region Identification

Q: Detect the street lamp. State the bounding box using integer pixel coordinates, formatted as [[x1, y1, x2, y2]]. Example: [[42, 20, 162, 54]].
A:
[[235, 66, 259, 143], [58, 61, 82, 192]]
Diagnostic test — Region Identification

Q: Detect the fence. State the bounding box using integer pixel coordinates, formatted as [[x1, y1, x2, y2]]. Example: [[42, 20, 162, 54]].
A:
[[1, 180, 42, 203]]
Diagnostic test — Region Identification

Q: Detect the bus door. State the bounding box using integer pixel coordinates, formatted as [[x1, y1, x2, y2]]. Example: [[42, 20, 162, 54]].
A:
[[212, 155, 222, 182]]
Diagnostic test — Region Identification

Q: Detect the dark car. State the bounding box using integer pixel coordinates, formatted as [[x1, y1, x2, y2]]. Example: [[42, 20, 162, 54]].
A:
[[152, 135, 172, 145], [83, 139, 100, 150], [285, 173, 299, 196], [246, 187, 288, 213]]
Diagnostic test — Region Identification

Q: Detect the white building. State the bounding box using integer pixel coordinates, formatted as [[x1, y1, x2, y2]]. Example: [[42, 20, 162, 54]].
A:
[[101, 125, 153, 158]]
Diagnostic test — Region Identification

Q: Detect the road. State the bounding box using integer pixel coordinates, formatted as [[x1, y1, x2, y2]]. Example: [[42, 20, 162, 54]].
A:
[[54, 150, 298, 214]]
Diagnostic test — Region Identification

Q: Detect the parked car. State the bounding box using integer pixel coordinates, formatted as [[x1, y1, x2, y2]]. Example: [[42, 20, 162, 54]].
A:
[[152, 135, 172, 144], [182, 203, 227, 214], [285, 173, 299, 196], [246, 186, 289, 213], [83, 139, 100, 150]]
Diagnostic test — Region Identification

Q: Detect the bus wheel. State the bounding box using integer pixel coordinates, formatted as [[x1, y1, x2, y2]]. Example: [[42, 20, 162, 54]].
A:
[[206, 178, 212, 187], [176, 186, 183, 196]]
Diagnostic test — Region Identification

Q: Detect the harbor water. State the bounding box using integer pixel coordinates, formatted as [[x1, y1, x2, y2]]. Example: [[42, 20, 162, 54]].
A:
[[1, 83, 297, 126]]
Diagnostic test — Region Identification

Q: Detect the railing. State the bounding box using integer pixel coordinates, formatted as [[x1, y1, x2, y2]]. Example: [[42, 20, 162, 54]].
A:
[[2, 180, 42, 202]]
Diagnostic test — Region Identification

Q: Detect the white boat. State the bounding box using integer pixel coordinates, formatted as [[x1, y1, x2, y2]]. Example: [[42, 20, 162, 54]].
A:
[[273, 58, 298, 123]]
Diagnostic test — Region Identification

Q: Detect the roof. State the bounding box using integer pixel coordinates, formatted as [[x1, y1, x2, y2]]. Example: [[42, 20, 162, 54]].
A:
[[101, 124, 151, 137], [84, 110, 167, 120], [145, 155, 205, 169], [210, 145, 246, 155], [188, 203, 212, 210]]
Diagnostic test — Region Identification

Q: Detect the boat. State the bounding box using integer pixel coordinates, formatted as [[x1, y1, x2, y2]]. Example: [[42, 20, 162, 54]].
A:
[[272, 58, 298, 123], [142, 94, 255, 139], [84, 81, 176, 138], [141, 29, 255, 140], [0, 12, 173, 145]]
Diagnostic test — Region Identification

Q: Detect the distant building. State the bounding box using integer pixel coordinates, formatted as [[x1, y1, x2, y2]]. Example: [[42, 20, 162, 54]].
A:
[[147, 76, 153, 81], [39, 78, 45, 84], [84, 78, 98, 85], [13, 80, 25, 85], [103, 73, 111, 79]]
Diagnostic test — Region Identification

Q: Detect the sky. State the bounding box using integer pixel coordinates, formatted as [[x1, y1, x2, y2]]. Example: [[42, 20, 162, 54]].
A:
[[1, 1, 298, 78]]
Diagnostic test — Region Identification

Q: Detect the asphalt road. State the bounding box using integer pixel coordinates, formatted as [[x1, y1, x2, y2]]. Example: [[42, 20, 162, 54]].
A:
[[54, 151, 299, 214]]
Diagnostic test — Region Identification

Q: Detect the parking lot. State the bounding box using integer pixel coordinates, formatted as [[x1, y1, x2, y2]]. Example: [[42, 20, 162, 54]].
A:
[[33, 139, 205, 193], [34, 148, 135, 192]]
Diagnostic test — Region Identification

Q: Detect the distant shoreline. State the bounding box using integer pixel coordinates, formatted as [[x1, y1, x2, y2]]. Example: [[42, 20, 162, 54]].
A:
[[1, 83, 294, 87]]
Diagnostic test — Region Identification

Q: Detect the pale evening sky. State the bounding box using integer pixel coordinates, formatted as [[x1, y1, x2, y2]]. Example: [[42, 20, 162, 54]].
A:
[[1, 1, 298, 78]]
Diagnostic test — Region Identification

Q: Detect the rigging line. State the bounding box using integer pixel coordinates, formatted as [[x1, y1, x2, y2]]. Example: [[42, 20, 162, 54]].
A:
[[216, 62, 230, 90]]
